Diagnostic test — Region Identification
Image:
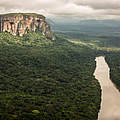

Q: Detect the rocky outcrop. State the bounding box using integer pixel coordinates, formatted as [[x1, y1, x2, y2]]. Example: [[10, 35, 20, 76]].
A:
[[0, 13, 55, 40]]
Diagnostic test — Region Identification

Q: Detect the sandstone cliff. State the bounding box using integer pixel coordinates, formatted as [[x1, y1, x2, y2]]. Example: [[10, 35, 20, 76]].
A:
[[0, 13, 55, 40]]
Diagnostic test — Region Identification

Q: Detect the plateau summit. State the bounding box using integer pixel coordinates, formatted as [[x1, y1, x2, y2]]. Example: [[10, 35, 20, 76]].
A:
[[0, 13, 55, 40]]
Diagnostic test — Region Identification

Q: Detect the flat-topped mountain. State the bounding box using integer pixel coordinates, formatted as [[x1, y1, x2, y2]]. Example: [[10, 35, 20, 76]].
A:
[[0, 13, 55, 40]]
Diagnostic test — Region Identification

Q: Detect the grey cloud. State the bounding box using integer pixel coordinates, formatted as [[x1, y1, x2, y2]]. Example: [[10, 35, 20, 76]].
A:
[[73, 0, 120, 10], [0, 0, 120, 20]]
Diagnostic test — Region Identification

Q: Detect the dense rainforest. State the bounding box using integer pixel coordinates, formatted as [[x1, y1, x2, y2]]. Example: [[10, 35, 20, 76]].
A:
[[54, 24, 120, 93], [0, 32, 101, 120], [105, 52, 120, 88], [0, 19, 120, 120]]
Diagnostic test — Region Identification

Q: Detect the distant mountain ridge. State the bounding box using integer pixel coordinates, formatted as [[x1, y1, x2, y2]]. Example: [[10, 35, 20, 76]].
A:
[[0, 13, 55, 40]]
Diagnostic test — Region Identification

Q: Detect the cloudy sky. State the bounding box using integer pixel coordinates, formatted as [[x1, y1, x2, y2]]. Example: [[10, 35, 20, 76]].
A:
[[0, 0, 120, 19]]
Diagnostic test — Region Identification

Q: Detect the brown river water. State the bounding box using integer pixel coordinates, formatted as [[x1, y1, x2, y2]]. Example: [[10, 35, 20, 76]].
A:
[[94, 56, 120, 120]]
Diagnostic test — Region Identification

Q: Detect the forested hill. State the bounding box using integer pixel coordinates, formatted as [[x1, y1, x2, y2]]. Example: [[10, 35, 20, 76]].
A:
[[0, 31, 101, 120]]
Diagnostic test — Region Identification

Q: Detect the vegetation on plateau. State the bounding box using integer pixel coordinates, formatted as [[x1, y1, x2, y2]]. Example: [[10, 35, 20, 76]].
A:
[[0, 13, 44, 17]]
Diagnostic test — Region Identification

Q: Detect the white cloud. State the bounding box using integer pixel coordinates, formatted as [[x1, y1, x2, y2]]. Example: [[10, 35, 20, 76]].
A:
[[0, 0, 120, 19]]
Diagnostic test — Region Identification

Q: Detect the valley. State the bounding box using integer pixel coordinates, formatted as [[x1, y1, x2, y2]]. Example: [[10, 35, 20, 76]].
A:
[[0, 22, 101, 119], [52, 20, 120, 120], [0, 13, 119, 120]]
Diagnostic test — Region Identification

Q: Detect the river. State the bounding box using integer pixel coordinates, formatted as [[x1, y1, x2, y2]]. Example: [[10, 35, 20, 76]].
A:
[[94, 56, 120, 120]]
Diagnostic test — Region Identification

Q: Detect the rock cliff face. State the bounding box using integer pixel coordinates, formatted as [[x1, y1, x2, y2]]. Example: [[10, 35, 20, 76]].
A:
[[0, 13, 55, 40]]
